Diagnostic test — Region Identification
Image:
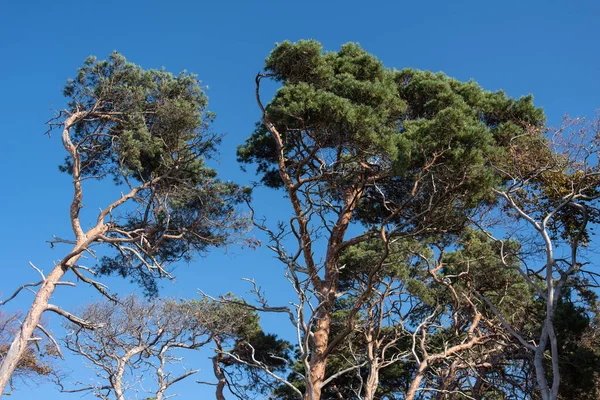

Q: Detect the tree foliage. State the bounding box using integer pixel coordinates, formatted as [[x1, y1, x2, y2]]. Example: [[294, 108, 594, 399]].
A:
[[0, 52, 249, 396], [2, 41, 599, 400], [237, 39, 546, 399], [239, 40, 545, 232], [58, 52, 250, 294]]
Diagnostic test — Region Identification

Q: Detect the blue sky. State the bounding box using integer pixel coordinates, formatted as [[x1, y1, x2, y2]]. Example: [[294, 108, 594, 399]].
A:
[[1, 0, 599, 398]]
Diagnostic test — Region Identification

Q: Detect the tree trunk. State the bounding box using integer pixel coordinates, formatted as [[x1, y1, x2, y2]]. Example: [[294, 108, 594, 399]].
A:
[[364, 364, 379, 400], [436, 363, 458, 400], [213, 360, 226, 400], [113, 380, 125, 400], [534, 342, 551, 400], [0, 228, 105, 395], [213, 338, 226, 400], [0, 263, 70, 395], [304, 192, 361, 399], [113, 354, 131, 400], [406, 362, 428, 400], [0, 113, 101, 396], [305, 307, 333, 400], [364, 327, 379, 400]]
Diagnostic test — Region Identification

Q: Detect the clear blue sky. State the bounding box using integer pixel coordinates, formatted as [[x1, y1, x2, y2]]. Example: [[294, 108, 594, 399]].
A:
[[1, 0, 599, 398]]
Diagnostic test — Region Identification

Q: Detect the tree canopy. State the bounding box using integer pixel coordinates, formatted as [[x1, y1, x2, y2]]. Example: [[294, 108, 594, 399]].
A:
[[239, 40, 545, 224], [236, 39, 551, 400], [0, 52, 249, 395], [59, 53, 250, 294], [1, 41, 598, 400]]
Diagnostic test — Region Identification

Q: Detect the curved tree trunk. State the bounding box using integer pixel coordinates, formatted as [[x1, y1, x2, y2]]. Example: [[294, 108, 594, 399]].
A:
[[213, 338, 227, 400], [0, 264, 70, 394], [406, 362, 428, 400], [0, 113, 102, 396]]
